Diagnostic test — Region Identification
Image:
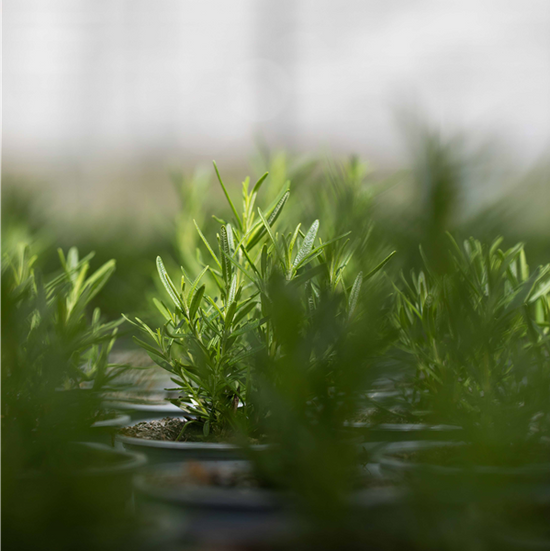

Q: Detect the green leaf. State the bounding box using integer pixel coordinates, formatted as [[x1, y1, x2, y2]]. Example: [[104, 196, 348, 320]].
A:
[[203, 420, 211, 437], [189, 284, 205, 319], [121, 313, 140, 329], [226, 223, 235, 254], [175, 420, 199, 441], [363, 251, 396, 282], [288, 224, 302, 263], [204, 295, 224, 318], [225, 300, 237, 328], [209, 269, 225, 294], [194, 220, 222, 269], [220, 248, 256, 282], [232, 300, 258, 326], [267, 191, 290, 226], [220, 226, 232, 288], [67, 260, 115, 322], [334, 248, 354, 287], [261, 244, 268, 278], [289, 263, 326, 288], [252, 171, 269, 195], [228, 274, 238, 305], [239, 244, 262, 280], [67, 247, 79, 273], [57, 248, 67, 271], [134, 317, 158, 341], [489, 237, 504, 258], [504, 268, 540, 314], [247, 191, 290, 250], [519, 248, 530, 281], [213, 161, 242, 230], [242, 176, 250, 199], [157, 256, 185, 312], [230, 318, 262, 337], [293, 220, 319, 269], [83, 259, 116, 297], [153, 298, 172, 321], [294, 232, 352, 272], [145, 351, 173, 373], [47, 250, 93, 293], [257, 209, 283, 265], [349, 271, 363, 317], [265, 181, 291, 216], [528, 273, 550, 304], [188, 265, 209, 303], [133, 336, 166, 360]]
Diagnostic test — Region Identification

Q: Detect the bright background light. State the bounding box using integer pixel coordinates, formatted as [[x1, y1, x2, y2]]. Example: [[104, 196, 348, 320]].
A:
[[3, 0, 549, 212]]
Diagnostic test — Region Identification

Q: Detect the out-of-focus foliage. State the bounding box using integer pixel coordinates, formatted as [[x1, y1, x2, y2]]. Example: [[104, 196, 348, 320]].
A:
[[2, 243, 123, 469], [248, 262, 398, 546], [1, 242, 141, 551], [2, 183, 52, 254], [393, 236, 550, 453]]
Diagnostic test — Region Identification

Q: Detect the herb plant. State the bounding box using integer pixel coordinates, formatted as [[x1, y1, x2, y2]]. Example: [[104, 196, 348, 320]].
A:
[[3, 245, 124, 390], [393, 235, 550, 450], [2, 243, 124, 472], [126, 162, 376, 439]]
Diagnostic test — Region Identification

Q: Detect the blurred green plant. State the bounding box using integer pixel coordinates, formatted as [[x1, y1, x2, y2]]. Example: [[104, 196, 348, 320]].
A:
[[2, 242, 144, 551], [394, 234, 550, 454], [246, 248, 399, 547], [2, 243, 125, 468]]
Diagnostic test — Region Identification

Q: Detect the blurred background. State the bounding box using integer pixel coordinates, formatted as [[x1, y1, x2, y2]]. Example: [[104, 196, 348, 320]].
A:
[[4, 0, 550, 216]]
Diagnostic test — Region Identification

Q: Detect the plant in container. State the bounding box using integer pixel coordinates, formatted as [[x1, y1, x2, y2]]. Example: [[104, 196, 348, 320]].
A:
[[131, 242, 407, 549], [2, 242, 146, 550], [392, 236, 550, 438], [378, 236, 550, 543], [2, 244, 134, 442], [57, 246, 136, 440], [120, 162, 365, 462]]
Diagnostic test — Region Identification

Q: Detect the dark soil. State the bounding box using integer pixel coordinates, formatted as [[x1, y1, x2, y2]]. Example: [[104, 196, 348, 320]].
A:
[[354, 408, 413, 424], [119, 417, 209, 442], [119, 417, 259, 444]]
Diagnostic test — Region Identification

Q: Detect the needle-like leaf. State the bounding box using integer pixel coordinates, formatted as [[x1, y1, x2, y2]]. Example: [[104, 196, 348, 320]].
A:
[[348, 271, 363, 318], [293, 220, 319, 269], [189, 284, 205, 320], [157, 256, 185, 312]]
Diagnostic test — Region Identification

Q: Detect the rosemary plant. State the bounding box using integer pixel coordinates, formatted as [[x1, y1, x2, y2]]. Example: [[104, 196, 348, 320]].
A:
[[126, 162, 378, 439], [394, 235, 550, 447], [3, 245, 124, 391], [2, 243, 124, 470]]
